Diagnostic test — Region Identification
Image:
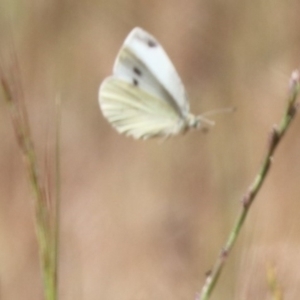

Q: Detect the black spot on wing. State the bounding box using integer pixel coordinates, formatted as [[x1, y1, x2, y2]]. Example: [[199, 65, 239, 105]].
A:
[[133, 67, 142, 76], [147, 39, 157, 47], [133, 78, 139, 86]]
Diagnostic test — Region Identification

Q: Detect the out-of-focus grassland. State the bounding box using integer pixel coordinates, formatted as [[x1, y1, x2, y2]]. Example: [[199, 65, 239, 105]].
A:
[[1, 0, 300, 299]]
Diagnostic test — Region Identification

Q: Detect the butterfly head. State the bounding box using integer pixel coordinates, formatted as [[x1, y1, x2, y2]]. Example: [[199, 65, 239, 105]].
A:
[[186, 114, 215, 132]]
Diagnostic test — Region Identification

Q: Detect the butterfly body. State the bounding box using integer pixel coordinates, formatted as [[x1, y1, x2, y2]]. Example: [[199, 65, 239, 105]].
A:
[[99, 27, 210, 139]]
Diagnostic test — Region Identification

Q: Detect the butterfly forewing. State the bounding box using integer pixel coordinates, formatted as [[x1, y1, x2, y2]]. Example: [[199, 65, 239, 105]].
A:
[[113, 48, 183, 117], [115, 27, 190, 115], [99, 78, 185, 139]]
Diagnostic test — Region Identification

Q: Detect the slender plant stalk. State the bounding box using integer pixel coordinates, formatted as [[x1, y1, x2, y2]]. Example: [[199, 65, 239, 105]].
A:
[[1, 69, 59, 300], [52, 95, 61, 299], [199, 70, 300, 300]]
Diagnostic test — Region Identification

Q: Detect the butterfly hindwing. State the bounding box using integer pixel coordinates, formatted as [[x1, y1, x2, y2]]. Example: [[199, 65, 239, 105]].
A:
[[99, 77, 185, 139]]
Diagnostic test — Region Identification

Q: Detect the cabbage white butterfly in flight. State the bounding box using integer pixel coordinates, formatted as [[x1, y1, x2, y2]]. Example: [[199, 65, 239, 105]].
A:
[[99, 27, 214, 140]]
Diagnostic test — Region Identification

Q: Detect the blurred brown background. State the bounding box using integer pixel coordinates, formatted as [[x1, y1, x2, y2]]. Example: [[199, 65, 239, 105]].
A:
[[1, 0, 300, 299]]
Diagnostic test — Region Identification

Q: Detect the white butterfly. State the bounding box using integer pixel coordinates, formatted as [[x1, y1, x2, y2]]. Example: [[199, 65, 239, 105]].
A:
[[99, 27, 213, 140]]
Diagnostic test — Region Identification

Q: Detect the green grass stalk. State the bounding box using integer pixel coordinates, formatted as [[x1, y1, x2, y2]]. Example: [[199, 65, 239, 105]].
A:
[[199, 70, 300, 300], [1, 71, 59, 300]]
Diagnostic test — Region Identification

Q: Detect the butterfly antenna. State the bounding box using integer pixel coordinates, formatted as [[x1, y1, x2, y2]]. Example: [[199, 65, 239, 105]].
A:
[[201, 106, 236, 118], [197, 116, 215, 127]]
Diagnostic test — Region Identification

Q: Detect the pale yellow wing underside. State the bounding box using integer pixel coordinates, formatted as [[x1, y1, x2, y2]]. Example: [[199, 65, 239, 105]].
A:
[[99, 78, 185, 139]]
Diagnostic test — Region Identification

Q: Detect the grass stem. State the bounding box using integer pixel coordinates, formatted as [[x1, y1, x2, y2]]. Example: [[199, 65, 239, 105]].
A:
[[199, 70, 300, 300]]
